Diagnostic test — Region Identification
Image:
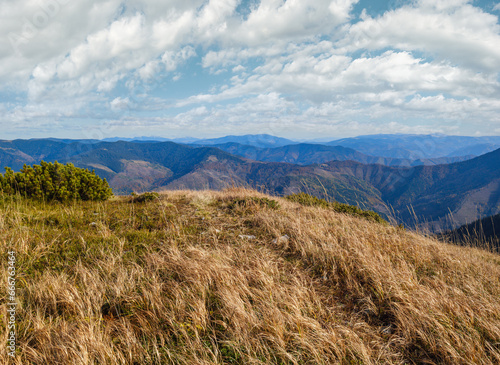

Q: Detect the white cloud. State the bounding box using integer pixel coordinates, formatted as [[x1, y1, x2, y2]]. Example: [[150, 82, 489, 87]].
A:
[[343, 0, 500, 71], [196, 0, 239, 37], [110, 97, 131, 111], [138, 60, 161, 81], [161, 46, 196, 72], [232, 65, 246, 73], [186, 49, 500, 106], [57, 14, 147, 79], [232, 0, 354, 45], [0, 0, 123, 80], [151, 10, 195, 50]]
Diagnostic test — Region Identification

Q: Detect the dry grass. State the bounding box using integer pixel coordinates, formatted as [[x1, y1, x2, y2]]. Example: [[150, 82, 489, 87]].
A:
[[1, 188, 499, 364]]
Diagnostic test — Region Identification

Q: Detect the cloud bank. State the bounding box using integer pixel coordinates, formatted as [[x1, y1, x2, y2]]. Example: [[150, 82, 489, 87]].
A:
[[0, 0, 499, 139]]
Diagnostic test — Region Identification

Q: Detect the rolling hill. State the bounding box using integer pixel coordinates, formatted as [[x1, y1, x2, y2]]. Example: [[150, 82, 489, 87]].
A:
[[66, 142, 390, 214], [0, 140, 391, 212], [164, 147, 500, 231], [65, 141, 246, 194]]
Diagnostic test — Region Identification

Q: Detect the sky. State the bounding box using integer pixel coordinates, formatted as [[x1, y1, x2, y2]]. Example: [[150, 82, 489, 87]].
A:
[[0, 0, 500, 140]]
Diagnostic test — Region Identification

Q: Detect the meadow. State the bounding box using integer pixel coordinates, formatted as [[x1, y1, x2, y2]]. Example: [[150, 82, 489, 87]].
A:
[[1, 188, 499, 364]]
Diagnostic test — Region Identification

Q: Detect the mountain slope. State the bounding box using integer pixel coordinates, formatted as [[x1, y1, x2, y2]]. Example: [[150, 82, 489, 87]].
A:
[[66, 141, 246, 194], [0, 139, 109, 170], [41, 140, 389, 213], [382, 149, 500, 229], [158, 157, 391, 216], [439, 213, 500, 252], [2, 189, 499, 364], [0, 140, 386, 210], [447, 143, 500, 157], [314, 149, 500, 230]]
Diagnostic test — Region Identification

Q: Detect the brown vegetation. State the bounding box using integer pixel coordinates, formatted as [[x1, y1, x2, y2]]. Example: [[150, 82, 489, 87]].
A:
[[1, 188, 499, 364]]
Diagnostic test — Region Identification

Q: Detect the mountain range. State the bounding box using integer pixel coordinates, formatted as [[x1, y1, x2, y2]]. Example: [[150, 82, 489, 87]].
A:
[[203, 142, 473, 166], [165, 133, 500, 159], [68, 133, 500, 160], [1, 135, 499, 232], [326, 134, 500, 159]]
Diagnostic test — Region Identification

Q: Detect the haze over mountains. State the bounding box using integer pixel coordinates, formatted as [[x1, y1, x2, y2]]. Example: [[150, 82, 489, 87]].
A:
[[1, 134, 499, 232], [192, 134, 296, 148], [84, 133, 500, 160], [190, 134, 500, 159], [324, 134, 500, 159]]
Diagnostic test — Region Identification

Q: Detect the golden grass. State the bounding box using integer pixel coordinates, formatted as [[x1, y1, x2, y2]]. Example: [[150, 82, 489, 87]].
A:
[[1, 188, 499, 364]]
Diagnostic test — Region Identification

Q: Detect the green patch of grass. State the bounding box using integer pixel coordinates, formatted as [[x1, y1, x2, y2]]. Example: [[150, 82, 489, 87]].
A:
[[130, 191, 160, 203], [285, 192, 386, 224], [220, 343, 244, 364], [285, 192, 330, 209], [226, 197, 280, 211]]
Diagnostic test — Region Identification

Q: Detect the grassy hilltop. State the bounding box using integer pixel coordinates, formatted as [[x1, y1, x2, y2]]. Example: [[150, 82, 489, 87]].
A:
[[1, 189, 500, 364]]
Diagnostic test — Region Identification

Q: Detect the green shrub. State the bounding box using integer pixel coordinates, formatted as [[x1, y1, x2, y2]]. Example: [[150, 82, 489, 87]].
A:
[[285, 193, 386, 224], [0, 161, 113, 202]]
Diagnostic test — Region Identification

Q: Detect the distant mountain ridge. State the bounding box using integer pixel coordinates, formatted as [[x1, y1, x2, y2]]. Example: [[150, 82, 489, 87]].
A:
[[327, 134, 500, 159], [191, 134, 297, 148], [100, 133, 500, 160], [19, 133, 500, 160]]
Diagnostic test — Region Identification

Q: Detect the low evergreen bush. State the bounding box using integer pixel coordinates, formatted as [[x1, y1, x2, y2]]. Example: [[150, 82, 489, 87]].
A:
[[0, 161, 113, 202]]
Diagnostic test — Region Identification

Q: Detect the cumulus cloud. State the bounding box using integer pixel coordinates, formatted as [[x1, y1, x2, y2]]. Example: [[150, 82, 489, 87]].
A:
[[186, 49, 500, 106], [343, 0, 500, 71], [110, 97, 131, 111], [161, 46, 197, 72], [230, 0, 359, 46], [1, 0, 123, 79]]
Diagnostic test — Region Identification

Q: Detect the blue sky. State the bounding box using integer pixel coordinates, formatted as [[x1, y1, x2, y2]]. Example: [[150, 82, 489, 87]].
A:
[[0, 0, 499, 140]]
